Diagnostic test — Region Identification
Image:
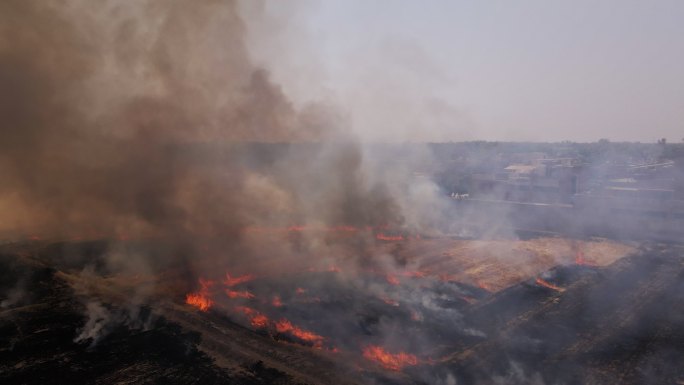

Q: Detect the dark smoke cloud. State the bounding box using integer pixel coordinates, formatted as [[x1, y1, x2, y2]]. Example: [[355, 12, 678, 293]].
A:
[[0, 0, 399, 242]]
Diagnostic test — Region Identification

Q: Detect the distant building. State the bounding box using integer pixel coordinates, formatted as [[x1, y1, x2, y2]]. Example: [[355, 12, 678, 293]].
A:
[[469, 158, 581, 204]]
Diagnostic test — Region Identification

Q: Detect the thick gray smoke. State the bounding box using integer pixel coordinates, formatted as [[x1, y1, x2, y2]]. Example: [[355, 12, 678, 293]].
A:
[[0, 1, 400, 238], [0, 0, 459, 281]]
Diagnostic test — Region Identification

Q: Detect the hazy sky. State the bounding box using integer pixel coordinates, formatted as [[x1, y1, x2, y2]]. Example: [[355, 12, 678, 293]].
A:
[[252, 1, 684, 142]]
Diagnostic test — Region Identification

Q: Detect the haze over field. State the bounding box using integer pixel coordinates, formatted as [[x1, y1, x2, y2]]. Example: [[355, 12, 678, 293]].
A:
[[246, 0, 684, 142]]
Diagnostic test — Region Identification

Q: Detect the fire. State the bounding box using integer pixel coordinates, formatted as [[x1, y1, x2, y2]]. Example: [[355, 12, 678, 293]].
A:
[[224, 272, 255, 287], [186, 293, 212, 311], [575, 251, 598, 267], [275, 319, 324, 347], [185, 278, 215, 311], [385, 274, 400, 285], [226, 290, 255, 299], [272, 295, 283, 307], [535, 277, 565, 292], [476, 280, 491, 291], [400, 270, 427, 278], [329, 225, 359, 232], [244, 224, 372, 235], [232, 307, 325, 348], [234, 306, 269, 328], [362, 345, 418, 371], [380, 296, 399, 306], [376, 233, 404, 241], [439, 273, 455, 282], [296, 287, 306, 295]]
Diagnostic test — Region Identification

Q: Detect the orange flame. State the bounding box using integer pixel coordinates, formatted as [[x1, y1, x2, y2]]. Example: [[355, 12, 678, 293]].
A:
[[295, 287, 306, 295], [244, 224, 364, 235], [275, 319, 324, 347], [185, 278, 215, 311], [329, 225, 359, 232], [385, 274, 400, 285], [376, 233, 404, 241], [186, 293, 212, 311], [234, 306, 269, 328], [438, 273, 455, 282], [476, 280, 491, 291], [535, 277, 565, 292], [272, 295, 283, 307], [362, 345, 418, 371], [226, 290, 255, 299], [380, 296, 399, 306], [400, 270, 427, 278], [224, 272, 255, 287]]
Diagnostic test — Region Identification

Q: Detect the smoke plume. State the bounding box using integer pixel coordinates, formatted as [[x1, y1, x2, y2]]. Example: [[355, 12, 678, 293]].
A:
[[0, 0, 409, 244]]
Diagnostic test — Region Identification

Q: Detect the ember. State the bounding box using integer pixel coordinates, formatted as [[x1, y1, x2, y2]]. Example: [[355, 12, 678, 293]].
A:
[[362, 345, 419, 371], [275, 319, 325, 347], [400, 270, 427, 278], [476, 280, 492, 291], [380, 296, 400, 306], [224, 273, 255, 287], [226, 290, 255, 299], [460, 295, 477, 304], [329, 225, 359, 232], [439, 273, 455, 282], [386, 274, 400, 285], [376, 233, 405, 241], [234, 306, 269, 328], [535, 277, 565, 292]]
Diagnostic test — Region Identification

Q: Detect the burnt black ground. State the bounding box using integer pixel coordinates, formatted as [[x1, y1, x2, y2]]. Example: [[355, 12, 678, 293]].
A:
[[2, 241, 684, 385], [0, 250, 302, 385]]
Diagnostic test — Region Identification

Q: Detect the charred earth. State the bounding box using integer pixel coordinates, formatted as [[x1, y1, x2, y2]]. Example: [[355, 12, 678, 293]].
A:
[[2, 237, 684, 385]]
